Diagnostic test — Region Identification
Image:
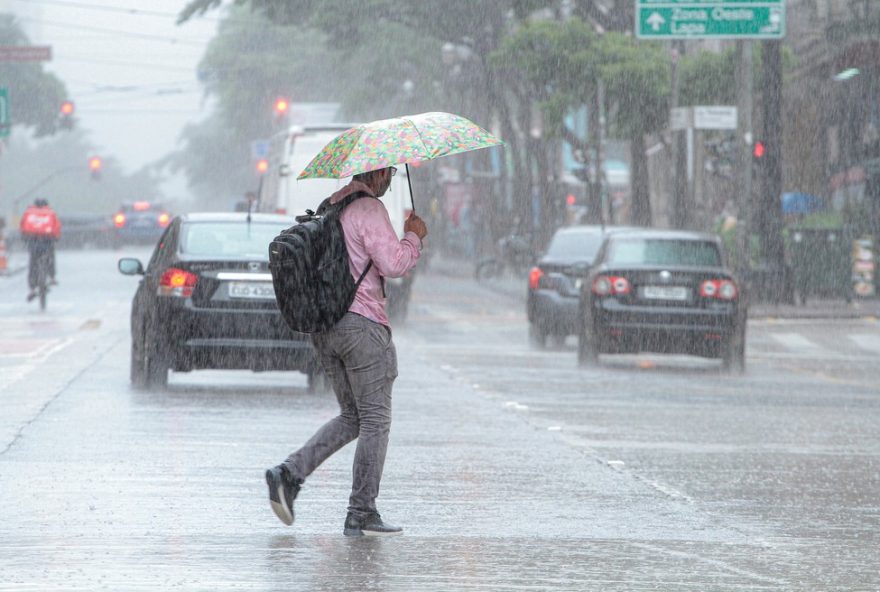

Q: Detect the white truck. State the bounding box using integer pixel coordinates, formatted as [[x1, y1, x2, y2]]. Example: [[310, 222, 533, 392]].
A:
[[259, 123, 417, 321]]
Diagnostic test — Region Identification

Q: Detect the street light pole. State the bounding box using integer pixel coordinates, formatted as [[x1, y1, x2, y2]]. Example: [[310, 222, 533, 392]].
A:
[[11, 164, 82, 215]]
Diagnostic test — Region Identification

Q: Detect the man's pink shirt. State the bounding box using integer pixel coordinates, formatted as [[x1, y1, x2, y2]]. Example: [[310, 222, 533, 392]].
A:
[[329, 180, 422, 327]]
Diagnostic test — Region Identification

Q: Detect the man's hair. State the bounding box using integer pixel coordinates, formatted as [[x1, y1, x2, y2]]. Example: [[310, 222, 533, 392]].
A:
[[353, 168, 386, 183], [34, 198, 49, 207]]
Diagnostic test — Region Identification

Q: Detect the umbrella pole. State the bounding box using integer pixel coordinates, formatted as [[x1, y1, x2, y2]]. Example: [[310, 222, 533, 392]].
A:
[[405, 163, 416, 214]]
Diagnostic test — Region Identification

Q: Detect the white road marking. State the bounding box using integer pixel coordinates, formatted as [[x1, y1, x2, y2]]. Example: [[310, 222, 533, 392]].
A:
[[848, 333, 880, 355]]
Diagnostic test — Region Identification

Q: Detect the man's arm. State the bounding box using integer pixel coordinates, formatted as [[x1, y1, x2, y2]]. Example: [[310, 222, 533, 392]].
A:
[[360, 200, 422, 279]]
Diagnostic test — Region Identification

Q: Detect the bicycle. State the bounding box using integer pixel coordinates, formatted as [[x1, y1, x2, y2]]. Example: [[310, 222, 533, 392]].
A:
[[28, 245, 52, 311], [474, 234, 534, 280]]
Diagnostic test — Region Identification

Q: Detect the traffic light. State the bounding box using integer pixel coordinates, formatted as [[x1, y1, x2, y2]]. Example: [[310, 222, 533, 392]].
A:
[[59, 100, 75, 130], [256, 158, 268, 174], [88, 156, 102, 180], [753, 141, 766, 159], [273, 97, 289, 123]]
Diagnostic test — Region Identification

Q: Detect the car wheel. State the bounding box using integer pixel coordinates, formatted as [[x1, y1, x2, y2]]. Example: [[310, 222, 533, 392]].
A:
[[131, 333, 147, 389], [722, 327, 746, 374], [528, 324, 547, 349], [577, 324, 599, 367], [144, 329, 169, 388], [307, 368, 331, 394]]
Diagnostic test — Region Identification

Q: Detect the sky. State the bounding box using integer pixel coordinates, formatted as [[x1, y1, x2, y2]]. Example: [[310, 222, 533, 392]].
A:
[[3, 0, 221, 199]]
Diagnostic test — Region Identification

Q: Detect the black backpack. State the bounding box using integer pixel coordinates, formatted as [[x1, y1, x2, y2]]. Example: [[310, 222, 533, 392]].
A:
[[268, 192, 373, 334]]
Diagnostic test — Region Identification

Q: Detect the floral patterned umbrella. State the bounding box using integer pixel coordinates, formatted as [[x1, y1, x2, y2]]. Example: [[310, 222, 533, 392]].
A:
[[297, 112, 503, 180]]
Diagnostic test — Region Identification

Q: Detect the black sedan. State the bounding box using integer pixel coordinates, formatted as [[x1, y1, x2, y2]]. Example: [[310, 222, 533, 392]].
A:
[[527, 225, 625, 348], [577, 229, 746, 372], [118, 212, 323, 389]]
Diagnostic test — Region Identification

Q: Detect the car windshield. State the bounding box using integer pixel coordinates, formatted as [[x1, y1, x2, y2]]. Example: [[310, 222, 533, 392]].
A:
[[608, 238, 721, 267], [545, 231, 604, 261], [180, 222, 288, 258]]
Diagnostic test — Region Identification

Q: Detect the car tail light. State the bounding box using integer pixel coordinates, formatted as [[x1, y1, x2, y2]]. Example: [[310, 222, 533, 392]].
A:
[[158, 212, 170, 227], [592, 275, 630, 296], [158, 267, 198, 298], [700, 279, 738, 300], [528, 267, 544, 290], [113, 213, 126, 228], [133, 201, 150, 211]]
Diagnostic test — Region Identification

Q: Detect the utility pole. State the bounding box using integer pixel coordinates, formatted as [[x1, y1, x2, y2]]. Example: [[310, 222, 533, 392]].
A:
[[760, 40, 786, 300], [735, 40, 753, 279], [671, 41, 689, 229]]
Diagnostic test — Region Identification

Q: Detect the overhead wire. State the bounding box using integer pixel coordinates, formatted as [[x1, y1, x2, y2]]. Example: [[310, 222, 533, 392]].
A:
[[8, 0, 220, 21], [16, 16, 213, 47]]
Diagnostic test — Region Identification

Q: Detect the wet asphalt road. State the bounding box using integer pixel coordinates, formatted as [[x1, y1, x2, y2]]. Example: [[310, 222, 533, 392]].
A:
[[0, 247, 878, 591]]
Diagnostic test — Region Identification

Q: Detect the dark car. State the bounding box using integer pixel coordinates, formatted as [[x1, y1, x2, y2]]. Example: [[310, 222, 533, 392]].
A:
[[113, 201, 171, 246], [577, 229, 746, 372], [57, 213, 114, 249], [118, 212, 324, 389], [527, 225, 628, 348]]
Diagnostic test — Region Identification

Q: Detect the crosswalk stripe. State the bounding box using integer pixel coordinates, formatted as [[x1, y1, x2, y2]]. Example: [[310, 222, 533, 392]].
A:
[[769, 332, 826, 353]]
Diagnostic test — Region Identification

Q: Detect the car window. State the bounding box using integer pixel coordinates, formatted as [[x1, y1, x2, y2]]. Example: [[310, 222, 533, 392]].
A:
[[545, 231, 604, 260], [180, 222, 289, 258], [146, 222, 178, 272], [608, 238, 721, 267]]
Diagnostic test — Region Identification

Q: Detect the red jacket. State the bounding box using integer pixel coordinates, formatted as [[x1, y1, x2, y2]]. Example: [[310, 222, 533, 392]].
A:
[[20, 205, 62, 239]]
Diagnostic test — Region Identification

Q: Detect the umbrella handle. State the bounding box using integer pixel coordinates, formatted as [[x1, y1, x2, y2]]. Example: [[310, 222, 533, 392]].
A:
[[405, 163, 415, 215]]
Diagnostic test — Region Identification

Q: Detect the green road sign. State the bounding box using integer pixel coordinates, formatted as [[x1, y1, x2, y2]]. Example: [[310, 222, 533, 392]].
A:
[[0, 87, 9, 138], [637, 2, 785, 39]]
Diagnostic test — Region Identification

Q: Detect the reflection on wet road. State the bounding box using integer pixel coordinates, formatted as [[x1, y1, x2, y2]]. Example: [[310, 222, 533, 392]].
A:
[[0, 249, 877, 590]]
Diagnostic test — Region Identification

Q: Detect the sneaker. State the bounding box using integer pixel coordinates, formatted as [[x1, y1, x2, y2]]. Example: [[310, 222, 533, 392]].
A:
[[26, 290, 37, 302], [343, 511, 403, 537], [265, 464, 300, 526]]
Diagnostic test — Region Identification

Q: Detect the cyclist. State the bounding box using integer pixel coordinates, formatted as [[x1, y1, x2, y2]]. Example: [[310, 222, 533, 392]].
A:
[[19, 198, 61, 301]]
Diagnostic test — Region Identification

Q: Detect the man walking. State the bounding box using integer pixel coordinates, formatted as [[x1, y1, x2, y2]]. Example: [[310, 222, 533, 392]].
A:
[[266, 166, 427, 536]]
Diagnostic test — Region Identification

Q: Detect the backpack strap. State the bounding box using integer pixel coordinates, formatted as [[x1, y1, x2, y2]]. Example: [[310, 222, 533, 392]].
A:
[[317, 190, 376, 290]]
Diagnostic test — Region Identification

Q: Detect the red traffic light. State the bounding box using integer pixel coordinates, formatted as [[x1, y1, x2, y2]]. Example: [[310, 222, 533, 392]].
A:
[[88, 156, 102, 171], [274, 98, 289, 115], [60, 101, 74, 116], [753, 141, 766, 158], [256, 159, 269, 174]]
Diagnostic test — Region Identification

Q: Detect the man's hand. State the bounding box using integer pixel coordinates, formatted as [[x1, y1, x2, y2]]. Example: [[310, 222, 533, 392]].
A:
[[404, 213, 428, 241]]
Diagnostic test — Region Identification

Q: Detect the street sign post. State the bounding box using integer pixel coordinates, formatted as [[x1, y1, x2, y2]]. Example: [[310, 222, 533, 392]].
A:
[[0, 88, 10, 138], [636, 1, 785, 39]]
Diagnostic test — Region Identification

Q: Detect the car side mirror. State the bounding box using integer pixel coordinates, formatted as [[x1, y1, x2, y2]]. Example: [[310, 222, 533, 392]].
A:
[[118, 257, 144, 276]]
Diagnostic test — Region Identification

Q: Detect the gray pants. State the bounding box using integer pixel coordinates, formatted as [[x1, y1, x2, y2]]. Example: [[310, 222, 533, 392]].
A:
[[284, 313, 398, 517]]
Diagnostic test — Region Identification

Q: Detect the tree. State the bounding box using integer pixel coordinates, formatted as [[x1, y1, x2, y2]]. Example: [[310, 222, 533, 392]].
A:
[[179, 0, 556, 244], [170, 7, 455, 205], [0, 15, 69, 137], [598, 33, 670, 227]]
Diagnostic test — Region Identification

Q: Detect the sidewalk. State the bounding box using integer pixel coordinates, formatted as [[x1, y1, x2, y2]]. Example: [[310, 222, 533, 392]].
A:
[[424, 253, 880, 320]]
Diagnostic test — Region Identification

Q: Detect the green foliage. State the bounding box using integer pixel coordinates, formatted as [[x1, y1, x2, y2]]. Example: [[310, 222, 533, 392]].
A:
[[679, 48, 736, 106], [171, 7, 451, 203], [0, 15, 69, 137], [598, 33, 670, 136]]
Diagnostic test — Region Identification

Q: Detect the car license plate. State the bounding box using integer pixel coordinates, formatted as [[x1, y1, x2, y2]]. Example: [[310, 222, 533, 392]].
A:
[[642, 285, 689, 301], [228, 281, 275, 300]]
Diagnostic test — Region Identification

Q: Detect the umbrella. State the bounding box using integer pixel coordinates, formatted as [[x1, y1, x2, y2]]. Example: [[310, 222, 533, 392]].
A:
[[297, 112, 503, 211], [781, 192, 825, 215]]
